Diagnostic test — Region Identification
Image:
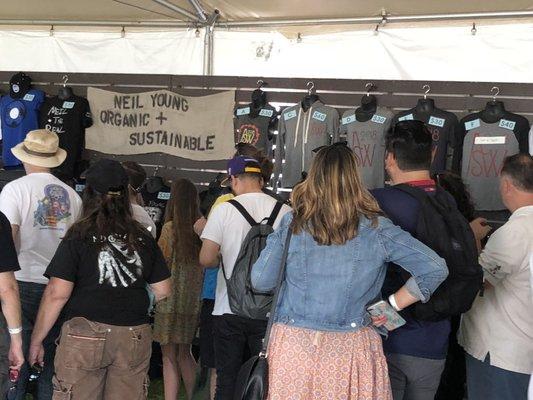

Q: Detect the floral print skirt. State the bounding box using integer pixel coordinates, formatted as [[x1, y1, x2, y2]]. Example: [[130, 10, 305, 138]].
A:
[[267, 324, 392, 400]]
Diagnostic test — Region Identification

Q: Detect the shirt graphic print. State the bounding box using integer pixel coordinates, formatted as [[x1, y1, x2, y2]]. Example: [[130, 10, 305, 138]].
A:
[[97, 239, 142, 288], [33, 184, 73, 229]]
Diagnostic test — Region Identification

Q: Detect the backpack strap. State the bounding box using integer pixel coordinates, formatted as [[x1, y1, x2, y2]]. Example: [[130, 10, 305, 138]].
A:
[[394, 183, 430, 202], [228, 199, 258, 226], [266, 201, 283, 226]]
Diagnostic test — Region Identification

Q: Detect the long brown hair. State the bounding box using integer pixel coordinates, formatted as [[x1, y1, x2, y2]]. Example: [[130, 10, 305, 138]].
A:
[[164, 178, 202, 264], [291, 144, 382, 245], [64, 185, 148, 249]]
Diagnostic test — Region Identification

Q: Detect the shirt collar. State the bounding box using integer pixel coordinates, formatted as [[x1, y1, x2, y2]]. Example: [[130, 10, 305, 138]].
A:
[[510, 205, 533, 219]]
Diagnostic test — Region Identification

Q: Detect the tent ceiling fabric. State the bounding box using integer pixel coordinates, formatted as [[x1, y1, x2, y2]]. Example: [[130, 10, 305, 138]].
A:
[[1, 0, 533, 24]]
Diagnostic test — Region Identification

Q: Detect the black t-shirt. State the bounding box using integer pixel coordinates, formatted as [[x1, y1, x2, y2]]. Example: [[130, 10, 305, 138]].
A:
[[45, 232, 170, 326], [0, 211, 20, 273], [140, 185, 171, 239], [393, 107, 459, 174], [39, 95, 93, 180]]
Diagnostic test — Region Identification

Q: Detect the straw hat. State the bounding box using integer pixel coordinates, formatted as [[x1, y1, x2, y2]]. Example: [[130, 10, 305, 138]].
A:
[[11, 129, 67, 168]]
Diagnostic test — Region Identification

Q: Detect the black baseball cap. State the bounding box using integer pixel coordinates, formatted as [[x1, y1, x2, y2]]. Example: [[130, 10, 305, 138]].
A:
[[85, 159, 129, 195]]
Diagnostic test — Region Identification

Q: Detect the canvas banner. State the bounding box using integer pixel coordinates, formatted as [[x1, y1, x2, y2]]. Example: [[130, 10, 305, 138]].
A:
[[86, 87, 235, 161]]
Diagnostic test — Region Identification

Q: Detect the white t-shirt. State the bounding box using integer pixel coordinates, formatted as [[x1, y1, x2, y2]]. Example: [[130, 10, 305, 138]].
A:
[[0, 172, 82, 284], [132, 204, 157, 238], [201, 192, 291, 316]]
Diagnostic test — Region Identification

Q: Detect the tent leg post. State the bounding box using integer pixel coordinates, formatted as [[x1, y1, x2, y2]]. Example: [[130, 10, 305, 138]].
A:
[[203, 25, 215, 76]]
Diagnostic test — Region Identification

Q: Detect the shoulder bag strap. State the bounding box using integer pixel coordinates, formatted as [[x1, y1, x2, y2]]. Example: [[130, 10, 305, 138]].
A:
[[260, 224, 293, 356], [266, 201, 283, 226], [228, 199, 258, 226]]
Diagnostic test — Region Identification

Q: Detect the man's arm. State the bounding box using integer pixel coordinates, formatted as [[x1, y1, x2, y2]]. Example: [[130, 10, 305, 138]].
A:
[[0, 271, 23, 370], [10, 224, 20, 250], [200, 239, 221, 268], [29, 278, 73, 366]]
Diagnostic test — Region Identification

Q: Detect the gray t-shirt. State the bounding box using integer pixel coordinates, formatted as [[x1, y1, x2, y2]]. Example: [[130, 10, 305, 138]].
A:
[[234, 103, 278, 157], [274, 101, 339, 188], [339, 107, 393, 189], [456, 114, 527, 210]]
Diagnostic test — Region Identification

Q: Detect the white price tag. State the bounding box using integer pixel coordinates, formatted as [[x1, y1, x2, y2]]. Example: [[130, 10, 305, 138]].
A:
[[371, 114, 387, 124], [259, 109, 274, 118], [157, 192, 171, 200], [62, 101, 75, 109], [236, 107, 250, 116], [398, 114, 414, 122], [464, 119, 481, 131], [498, 119, 516, 131], [283, 110, 297, 121], [428, 116, 445, 128], [312, 111, 327, 122], [342, 114, 356, 125], [474, 136, 506, 145], [23, 93, 35, 101]]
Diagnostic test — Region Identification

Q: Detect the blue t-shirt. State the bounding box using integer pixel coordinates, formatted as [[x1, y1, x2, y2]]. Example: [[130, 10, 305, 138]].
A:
[[372, 180, 450, 360], [201, 267, 218, 300], [0, 90, 45, 167]]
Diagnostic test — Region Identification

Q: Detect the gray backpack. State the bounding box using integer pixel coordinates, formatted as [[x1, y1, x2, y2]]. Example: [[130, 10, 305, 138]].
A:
[[221, 199, 283, 320]]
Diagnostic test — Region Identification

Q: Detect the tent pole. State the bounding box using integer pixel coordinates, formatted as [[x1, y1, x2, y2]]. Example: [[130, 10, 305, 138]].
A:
[[188, 0, 208, 23], [203, 25, 214, 75], [151, 0, 198, 22], [222, 10, 533, 28], [0, 19, 190, 28]]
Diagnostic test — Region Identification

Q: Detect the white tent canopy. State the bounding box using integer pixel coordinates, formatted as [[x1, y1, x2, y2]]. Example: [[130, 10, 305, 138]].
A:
[[1, 1, 533, 82]]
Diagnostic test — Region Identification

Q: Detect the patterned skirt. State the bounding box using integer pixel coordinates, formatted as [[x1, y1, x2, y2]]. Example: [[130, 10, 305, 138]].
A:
[[267, 324, 392, 400]]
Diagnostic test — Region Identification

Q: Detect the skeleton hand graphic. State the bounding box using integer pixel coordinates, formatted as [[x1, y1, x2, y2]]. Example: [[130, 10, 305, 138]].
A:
[[97, 243, 141, 287]]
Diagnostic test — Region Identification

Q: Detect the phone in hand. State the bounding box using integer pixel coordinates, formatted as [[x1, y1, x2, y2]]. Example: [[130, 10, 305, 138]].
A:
[[367, 300, 406, 331]]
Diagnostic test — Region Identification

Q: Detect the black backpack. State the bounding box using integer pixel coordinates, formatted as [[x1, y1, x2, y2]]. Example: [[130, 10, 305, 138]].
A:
[[221, 199, 283, 320], [395, 184, 483, 321]]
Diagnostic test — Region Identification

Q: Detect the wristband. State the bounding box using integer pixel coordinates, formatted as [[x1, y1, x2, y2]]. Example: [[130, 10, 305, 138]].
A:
[[388, 294, 402, 312], [8, 327, 22, 335]]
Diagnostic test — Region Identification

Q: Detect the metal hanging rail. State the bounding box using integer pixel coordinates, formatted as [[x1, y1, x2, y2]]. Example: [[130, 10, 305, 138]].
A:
[[0, 10, 532, 29]]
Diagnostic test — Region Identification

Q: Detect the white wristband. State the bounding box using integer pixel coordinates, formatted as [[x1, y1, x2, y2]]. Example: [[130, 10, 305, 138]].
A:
[[388, 294, 402, 312], [8, 327, 22, 335]]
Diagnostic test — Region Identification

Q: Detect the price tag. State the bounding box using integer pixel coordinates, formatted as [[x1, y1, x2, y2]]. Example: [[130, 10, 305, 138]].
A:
[[371, 114, 387, 124], [428, 116, 445, 128], [157, 192, 171, 200], [236, 107, 250, 116], [259, 109, 274, 118], [474, 136, 506, 145], [464, 119, 481, 131], [62, 101, 75, 109], [398, 114, 414, 122], [283, 110, 297, 121], [312, 111, 327, 122], [498, 119, 516, 131], [23, 93, 35, 101], [342, 114, 356, 125], [75, 184, 86, 192]]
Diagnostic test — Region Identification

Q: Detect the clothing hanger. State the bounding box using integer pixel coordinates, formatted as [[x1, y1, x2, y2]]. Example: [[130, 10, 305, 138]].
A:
[[58, 74, 74, 100], [360, 82, 377, 112], [251, 80, 268, 109], [302, 81, 319, 111], [416, 84, 435, 113], [482, 86, 505, 121]]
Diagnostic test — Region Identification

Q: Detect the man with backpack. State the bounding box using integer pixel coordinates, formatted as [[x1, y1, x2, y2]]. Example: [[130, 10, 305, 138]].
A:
[[372, 120, 482, 400], [199, 155, 291, 400]]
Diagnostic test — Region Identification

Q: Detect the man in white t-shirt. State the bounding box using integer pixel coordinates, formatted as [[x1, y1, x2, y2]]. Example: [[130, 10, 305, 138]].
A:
[[0, 129, 82, 400], [199, 156, 291, 400]]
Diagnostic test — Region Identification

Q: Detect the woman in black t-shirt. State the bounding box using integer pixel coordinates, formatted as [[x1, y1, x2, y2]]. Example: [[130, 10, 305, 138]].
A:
[[28, 159, 171, 400]]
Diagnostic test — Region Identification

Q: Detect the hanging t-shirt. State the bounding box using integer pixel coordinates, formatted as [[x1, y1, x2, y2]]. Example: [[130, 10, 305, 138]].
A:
[[393, 106, 459, 173], [453, 112, 529, 211], [201, 192, 291, 316], [0, 89, 45, 167], [45, 232, 170, 326], [234, 103, 278, 156], [0, 211, 20, 273], [132, 204, 157, 238], [528, 125, 533, 155], [0, 172, 82, 284], [140, 184, 171, 239], [274, 101, 339, 188], [39, 95, 93, 180], [339, 107, 393, 189]]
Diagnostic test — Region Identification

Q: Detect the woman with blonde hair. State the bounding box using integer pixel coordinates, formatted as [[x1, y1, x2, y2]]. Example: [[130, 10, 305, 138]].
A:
[[154, 178, 204, 400], [251, 143, 448, 399]]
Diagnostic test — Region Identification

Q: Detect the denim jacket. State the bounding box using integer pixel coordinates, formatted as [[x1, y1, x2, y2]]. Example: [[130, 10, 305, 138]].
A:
[[251, 213, 448, 333]]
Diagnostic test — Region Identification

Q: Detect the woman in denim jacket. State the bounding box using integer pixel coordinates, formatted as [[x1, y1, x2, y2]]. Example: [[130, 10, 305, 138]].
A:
[[251, 144, 448, 400]]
